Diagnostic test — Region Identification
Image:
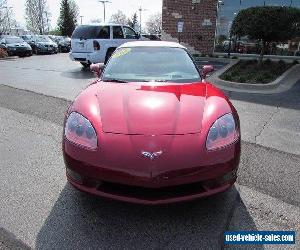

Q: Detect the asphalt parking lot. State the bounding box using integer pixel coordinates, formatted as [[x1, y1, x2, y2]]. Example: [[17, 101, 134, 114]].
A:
[[0, 54, 299, 249]]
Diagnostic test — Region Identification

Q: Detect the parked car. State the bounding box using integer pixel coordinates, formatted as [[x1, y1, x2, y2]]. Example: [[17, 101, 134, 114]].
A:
[[69, 23, 142, 67], [20, 35, 33, 43], [0, 36, 32, 57], [48, 35, 61, 44], [30, 35, 58, 55], [0, 43, 8, 58], [141, 34, 161, 41], [57, 36, 71, 53], [63, 41, 241, 205]]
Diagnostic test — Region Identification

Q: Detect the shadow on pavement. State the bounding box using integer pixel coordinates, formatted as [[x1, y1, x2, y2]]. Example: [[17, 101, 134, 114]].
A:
[[60, 67, 95, 80], [223, 81, 300, 111], [35, 184, 262, 250], [0, 227, 31, 250]]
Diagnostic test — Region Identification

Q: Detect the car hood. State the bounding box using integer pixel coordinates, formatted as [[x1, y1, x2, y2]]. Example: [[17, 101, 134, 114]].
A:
[[96, 82, 207, 135], [7, 43, 29, 47], [37, 42, 55, 46]]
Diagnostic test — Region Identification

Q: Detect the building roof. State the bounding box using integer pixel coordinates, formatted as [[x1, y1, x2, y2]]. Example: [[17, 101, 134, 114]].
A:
[[119, 41, 187, 49]]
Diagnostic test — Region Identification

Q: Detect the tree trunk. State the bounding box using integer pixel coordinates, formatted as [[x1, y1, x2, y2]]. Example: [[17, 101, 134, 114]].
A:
[[258, 40, 266, 66]]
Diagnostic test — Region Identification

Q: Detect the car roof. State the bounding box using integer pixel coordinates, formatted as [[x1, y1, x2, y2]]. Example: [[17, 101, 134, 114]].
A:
[[80, 23, 127, 27], [3, 36, 19, 38], [119, 41, 187, 49]]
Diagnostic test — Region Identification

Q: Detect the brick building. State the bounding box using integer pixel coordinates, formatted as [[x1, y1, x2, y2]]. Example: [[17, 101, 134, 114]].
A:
[[162, 0, 218, 54]]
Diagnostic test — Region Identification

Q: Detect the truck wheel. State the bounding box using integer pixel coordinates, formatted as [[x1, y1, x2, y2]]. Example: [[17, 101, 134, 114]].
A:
[[80, 62, 91, 68]]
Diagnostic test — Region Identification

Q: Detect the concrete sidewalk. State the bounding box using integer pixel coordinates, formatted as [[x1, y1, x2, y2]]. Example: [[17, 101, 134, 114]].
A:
[[207, 64, 300, 156]]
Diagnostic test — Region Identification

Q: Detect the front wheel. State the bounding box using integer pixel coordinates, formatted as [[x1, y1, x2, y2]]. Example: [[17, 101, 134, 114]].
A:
[[80, 62, 91, 68]]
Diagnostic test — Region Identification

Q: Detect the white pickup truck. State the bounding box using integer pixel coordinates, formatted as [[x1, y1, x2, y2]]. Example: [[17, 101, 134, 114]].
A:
[[69, 23, 143, 67]]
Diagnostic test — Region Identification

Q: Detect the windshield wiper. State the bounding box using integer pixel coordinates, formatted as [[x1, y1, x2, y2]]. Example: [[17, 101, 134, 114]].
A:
[[150, 80, 169, 82], [102, 79, 129, 83]]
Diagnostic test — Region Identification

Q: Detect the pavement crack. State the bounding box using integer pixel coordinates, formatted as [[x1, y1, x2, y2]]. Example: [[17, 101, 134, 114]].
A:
[[254, 106, 281, 143]]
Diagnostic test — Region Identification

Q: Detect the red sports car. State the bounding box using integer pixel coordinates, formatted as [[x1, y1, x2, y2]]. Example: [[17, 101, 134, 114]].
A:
[[63, 41, 241, 205]]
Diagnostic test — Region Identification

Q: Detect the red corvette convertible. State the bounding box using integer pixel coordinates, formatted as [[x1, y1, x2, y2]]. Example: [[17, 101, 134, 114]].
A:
[[63, 41, 240, 205]]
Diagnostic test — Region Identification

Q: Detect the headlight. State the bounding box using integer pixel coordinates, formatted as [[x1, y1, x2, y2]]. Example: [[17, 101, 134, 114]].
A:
[[64, 112, 97, 150], [206, 113, 239, 151]]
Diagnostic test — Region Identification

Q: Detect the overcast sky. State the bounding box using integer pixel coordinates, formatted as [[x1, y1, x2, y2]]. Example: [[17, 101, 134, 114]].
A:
[[7, 0, 162, 29]]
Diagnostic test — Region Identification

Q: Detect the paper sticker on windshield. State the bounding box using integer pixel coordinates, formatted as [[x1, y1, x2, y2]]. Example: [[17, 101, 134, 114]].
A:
[[112, 48, 131, 58]]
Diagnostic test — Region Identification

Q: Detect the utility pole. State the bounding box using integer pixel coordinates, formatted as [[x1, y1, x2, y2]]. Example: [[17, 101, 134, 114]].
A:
[[99, 0, 111, 22], [80, 15, 84, 25], [44, 11, 50, 33], [138, 6, 147, 34], [215, 1, 224, 48]]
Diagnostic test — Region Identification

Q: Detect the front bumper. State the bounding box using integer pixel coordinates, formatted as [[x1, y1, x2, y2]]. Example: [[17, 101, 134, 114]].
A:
[[67, 173, 235, 205], [36, 46, 57, 53], [7, 48, 32, 56], [59, 45, 71, 52], [63, 132, 240, 205]]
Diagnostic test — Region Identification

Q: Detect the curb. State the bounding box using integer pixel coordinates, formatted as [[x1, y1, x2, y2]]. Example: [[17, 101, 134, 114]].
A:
[[208, 61, 300, 94], [193, 56, 235, 64], [214, 52, 300, 62], [0, 56, 18, 61]]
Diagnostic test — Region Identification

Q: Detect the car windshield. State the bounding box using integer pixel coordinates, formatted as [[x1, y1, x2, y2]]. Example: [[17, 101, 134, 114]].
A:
[[61, 38, 70, 42], [36, 37, 51, 42], [6, 37, 24, 44], [102, 47, 201, 83]]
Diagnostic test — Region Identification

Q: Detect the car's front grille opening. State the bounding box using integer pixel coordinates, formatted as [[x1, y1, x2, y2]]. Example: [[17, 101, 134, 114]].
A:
[[96, 181, 206, 200]]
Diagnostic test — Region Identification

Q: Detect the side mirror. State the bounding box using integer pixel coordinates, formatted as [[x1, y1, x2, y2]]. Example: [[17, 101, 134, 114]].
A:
[[90, 63, 105, 78], [202, 65, 214, 79]]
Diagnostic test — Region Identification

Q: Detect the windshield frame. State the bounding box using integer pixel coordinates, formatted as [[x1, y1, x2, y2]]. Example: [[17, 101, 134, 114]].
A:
[[101, 47, 202, 84]]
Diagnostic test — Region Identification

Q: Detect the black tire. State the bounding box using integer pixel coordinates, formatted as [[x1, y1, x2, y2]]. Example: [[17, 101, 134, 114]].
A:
[[105, 48, 115, 64], [80, 62, 91, 68]]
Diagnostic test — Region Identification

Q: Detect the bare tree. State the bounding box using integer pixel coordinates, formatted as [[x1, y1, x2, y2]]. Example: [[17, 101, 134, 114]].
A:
[[127, 12, 139, 31], [25, 0, 49, 34], [0, 0, 6, 25], [90, 18, 102, 24], [110, 10, 127, 25], [0, 0, 16, 34], [145, 13, 162, 34]]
